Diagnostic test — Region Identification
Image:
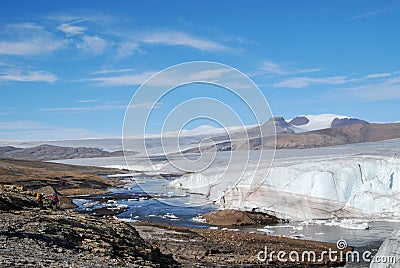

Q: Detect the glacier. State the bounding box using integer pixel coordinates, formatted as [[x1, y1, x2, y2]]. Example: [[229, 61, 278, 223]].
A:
[[168, 143, 400, 221], [370, 229, 400, 268], [51, 137, 400, 222]]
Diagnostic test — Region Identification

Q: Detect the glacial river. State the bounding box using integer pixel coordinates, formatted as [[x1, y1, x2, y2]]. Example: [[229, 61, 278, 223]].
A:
[[72, 176, 398, 268]]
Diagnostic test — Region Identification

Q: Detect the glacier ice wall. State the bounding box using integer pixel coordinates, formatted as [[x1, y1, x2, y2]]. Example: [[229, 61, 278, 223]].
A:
[[170, 155, 400, 220]]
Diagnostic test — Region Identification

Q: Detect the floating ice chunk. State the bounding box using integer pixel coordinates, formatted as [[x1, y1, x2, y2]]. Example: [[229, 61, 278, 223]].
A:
[[257, 229, 274, 234], [324, 219, 370, 230], [192, 216, 206, 223], [292, 226, 304, 231], [264, 225, 294, 229], [165, 213, 179, 220]]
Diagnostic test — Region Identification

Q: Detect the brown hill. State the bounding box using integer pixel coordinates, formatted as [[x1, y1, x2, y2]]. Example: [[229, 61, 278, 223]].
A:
[[0, 144, 136, 161], [272, 122, 400, 149], [188, 122, 400, 152], [0, 158, 126, 195]]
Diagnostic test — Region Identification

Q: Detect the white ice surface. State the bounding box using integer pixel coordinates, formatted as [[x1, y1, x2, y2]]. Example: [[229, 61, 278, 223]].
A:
[[167, 139, 400, 221], [370, 229, 400, 268], [289, 114, 350, 131], [51, 138, 400, 222]]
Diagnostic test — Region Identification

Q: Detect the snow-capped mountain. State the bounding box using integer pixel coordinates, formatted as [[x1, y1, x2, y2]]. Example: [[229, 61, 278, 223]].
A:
[[288, 114, 369, 132]]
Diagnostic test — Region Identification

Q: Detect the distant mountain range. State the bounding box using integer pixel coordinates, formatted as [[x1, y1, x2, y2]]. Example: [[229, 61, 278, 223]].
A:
[[272, 122, 400, 149], [182, 114, 400, 152], [1, 114, 400, 160], [0, 145, 136, 161]]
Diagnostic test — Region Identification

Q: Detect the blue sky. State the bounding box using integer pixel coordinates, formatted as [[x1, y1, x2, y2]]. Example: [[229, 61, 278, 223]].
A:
[[0, 0, 399, 140]]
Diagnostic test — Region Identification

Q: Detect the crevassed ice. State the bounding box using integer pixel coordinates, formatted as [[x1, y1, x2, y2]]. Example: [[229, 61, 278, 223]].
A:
[[170, 153, 400, 221]]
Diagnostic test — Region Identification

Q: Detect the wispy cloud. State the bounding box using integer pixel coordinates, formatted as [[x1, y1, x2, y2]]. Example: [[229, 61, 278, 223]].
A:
[[58, 23, 86, 35], [0, 39, 65, 56], [0, 70, 57, 83], [75, 99, 97, 103], [385, 76, 400, 85], [1, 12, 234, 60], [82, 66, 256, 90], [91, 68, 135, 75], [145, 67, 234, 87], [342, 77, 400, 101], [273, 69, 398, 89], [274, 76, 347, 88], [138, 31, 228, 51], [258, 60, 321, 76], [39, 103, 126, 112], [296, 68, 323, 74], [39, 101, 160, 113], [117, 42, 142, 57], [0, 120, 107, 140], [77, 35, 107, 55], [349, 5, 398, 20], [260, 60, 285, 75], [81, 71, 155, 86], [365, 72, 391, 79], [0, 121, 48, 130], [0, 23, 65, 56], [0, 107, 15, 116]]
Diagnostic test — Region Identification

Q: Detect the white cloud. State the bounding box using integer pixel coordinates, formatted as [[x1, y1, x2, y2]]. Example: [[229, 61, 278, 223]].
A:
[[146, 68, 234, 87], [259, 60, 321, 75], [344, 80, 400, 101], [349, 5, 398, 20], [77, 35, 107, 54], [75, 99, 97, 103], [39, 101, 159, 113], [82, 71, 155, 86], [128, 102, 162, 109], [0, 120, 106, 140], [117, 42, 142, 57], [260, 60, 284, 74], [58, 23, 86, 35], [82, 67, 252, 89], [0, 23, 65, 56], [91, 68, 135, 75], [0, 38, 64, 56], [366, 73, 391, 79], [138, 31, 227, 51], [0, 70, 57, 83], [274, 76, 347, 88], [296, 68, 322, 74], [39, 104, 126, 112], [0, 121, 47, 130], [385, 76, 400, 85]]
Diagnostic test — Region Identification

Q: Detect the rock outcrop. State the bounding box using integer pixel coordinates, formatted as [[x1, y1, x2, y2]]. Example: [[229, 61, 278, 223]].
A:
[[0, 186, 177, 267], [202, 209, 284, 226], [0, 144, 137, 161]]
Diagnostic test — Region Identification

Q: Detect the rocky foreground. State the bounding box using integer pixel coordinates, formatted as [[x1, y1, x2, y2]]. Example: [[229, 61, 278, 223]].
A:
[[0, 186, 176, 267], [134, 222, 349, 267], [0, 157, 353, 267], [0, 184, 352, 267]]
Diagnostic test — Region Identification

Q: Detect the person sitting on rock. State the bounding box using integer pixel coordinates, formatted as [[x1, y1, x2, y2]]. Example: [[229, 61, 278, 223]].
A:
[[36, 193, 44, 209], [49, 192, 59, 210]]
